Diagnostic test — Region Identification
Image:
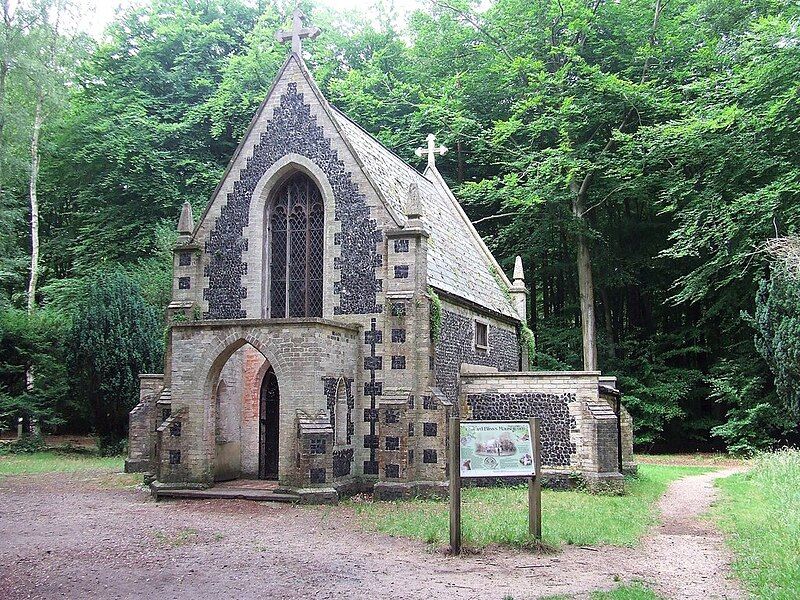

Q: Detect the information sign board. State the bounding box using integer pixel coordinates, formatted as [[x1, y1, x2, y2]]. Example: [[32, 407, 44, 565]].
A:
[[459, 420, 536, 478]]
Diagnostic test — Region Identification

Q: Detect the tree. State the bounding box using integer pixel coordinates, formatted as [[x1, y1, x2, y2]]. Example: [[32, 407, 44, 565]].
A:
[[0, 306, 69, 432], [0, 0, 35, 301], [755, 239, 800, 419], [44, 0, 260, 273], [66, 271, 163, 444]]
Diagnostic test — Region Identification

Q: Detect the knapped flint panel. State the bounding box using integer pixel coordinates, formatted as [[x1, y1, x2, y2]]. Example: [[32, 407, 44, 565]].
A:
[[203, 83, 380, 318], [466, 392, 575, 466], [434, 309, 519, 404]]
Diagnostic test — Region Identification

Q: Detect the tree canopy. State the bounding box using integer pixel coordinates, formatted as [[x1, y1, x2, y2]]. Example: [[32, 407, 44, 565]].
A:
[[0, 0, 798, 451]]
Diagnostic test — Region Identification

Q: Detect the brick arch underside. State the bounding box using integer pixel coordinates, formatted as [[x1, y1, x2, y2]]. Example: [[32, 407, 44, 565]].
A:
[[200, 333, 283, 390], [200, 333, 281, 481], [203, 82, 382, 319]]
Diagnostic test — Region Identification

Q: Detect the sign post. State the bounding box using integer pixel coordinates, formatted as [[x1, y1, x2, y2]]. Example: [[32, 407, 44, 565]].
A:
[[449, 416, 461, 555], [449, 417, 542, 554], [529, 417, 542, 540]]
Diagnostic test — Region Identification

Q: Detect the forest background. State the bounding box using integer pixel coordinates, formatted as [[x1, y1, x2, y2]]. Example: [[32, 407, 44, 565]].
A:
[[1, 0, 799, 454]]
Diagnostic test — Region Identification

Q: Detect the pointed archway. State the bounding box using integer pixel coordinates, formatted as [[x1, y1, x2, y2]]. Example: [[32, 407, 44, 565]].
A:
[[259, 366, 280, 480], [211, 342, 273, 482]]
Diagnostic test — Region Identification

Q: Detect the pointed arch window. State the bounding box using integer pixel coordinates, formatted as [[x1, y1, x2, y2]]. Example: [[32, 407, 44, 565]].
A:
[[269, 172, 324, 318]]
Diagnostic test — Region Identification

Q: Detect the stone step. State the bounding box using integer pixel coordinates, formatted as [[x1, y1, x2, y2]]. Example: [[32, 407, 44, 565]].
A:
[[153, 487, 300, 503]]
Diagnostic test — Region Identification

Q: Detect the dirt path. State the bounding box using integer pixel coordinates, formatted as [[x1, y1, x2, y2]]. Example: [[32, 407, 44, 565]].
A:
[[0, 469, 744, 600], [614, 468, 746, 599]]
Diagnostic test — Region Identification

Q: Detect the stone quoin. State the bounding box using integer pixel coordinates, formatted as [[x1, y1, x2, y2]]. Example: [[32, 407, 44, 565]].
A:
[[125, 11, 634, 501]]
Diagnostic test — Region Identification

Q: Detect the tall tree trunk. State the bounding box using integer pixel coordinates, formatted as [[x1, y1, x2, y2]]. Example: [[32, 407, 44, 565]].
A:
[[542, 250, 550, 318], [567, 0, 664, 371], [0, 61, 6, 202], [530, 259, 537, 332], [25, 93, 42, 402], [571, 178, 598, 370], [0, 0, 12, 202], [27, 93, 42, 314], [456, 139, 464, 183]]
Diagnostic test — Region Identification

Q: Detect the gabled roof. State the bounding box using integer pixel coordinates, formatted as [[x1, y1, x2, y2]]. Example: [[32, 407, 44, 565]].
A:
[[193, 53, 520, 322], [327, 107, 519, 321]]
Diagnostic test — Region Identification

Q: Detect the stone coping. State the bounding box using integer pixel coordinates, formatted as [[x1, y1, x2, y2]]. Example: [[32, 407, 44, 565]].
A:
[[171, 317, 362, 332], [385, 226, 429, 238], [460, 369, 602, 379]]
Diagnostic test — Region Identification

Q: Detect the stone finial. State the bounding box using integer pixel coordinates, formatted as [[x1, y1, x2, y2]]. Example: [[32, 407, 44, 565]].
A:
[[513, 255, 525, 285], [276, 9, 321, 56], [415, 133, 447, 168], [509, 255, 528, 325], [177, 201, 194, 236], [406, 182, 423, 220]]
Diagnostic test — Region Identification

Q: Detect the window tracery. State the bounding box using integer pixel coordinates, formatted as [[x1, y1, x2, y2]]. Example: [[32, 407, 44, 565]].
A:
[[268, 172, 323, 318]]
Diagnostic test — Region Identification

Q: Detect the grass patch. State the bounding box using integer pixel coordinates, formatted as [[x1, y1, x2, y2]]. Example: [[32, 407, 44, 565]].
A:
[[637, 453, 747, 468], [153, 528, 198, 547], [352, 464, 709, 549], [0, 451, 124, 479], [714, 450, 800, 599], [590, 582, 661, 599], [525, 582, 661, 600]]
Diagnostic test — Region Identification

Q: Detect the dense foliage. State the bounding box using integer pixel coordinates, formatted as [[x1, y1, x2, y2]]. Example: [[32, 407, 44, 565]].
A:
[[66, 272, 164, 446], [0, 0, 798, 451]]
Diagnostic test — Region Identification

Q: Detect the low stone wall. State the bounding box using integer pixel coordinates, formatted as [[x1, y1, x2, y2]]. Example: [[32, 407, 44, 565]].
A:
[[125, 374, 164, 473], [458, 367, 628, 492]]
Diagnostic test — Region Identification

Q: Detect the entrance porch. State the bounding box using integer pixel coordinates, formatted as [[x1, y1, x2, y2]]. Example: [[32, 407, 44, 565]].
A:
[[131, 318, 361, 496]]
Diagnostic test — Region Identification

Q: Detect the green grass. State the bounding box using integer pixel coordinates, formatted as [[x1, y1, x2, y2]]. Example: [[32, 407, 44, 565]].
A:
[[714, 450, 800, 599], [153, 527, 199, 547], [352, 464, 710, 549], [520, 582, 661, 600], [590, 582, 661, 599], [0, 451, 124, 478]]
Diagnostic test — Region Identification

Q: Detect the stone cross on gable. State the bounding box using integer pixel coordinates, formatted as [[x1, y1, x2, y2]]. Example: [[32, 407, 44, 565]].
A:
[[415, 133, 448, 168], [276, 9, 321, 56]]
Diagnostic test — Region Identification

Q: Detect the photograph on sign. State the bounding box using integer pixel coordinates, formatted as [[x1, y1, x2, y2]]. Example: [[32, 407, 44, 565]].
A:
[[459, 421, 535, 478]]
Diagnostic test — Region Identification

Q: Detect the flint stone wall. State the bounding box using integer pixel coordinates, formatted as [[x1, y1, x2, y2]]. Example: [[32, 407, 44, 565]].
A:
[[434, 302, 520, 407], [459, 369, 622, 475], [466, 391, 574, 467]]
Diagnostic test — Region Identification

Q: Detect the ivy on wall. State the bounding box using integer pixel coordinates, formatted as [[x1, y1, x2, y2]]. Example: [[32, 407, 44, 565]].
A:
[[520, 324, 536, 366], [429, 287, 442, 342]]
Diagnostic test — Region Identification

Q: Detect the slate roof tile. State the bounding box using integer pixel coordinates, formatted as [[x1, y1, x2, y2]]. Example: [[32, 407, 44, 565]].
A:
[[328, 107, 519, 321]]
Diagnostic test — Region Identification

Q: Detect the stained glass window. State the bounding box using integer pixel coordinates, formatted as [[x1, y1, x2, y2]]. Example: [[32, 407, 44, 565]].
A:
[[269, 173, 324, 318]]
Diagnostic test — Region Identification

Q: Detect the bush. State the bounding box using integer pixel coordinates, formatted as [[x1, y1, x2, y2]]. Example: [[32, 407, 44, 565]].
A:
[[0, 307, 71, 432], [0, 435, 48, 454], [96, 435, 127, 457], [708, 358, 794, 456], [754, 264, 800, 418], [66, 271, 164, 444]]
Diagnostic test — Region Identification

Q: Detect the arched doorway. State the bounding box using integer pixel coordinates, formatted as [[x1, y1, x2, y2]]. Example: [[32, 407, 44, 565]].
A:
[[259, 366, 280, 479], [211, 342, 273, 482]]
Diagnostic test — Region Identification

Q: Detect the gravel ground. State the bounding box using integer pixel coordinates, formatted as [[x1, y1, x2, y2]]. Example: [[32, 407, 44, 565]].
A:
[[0, 469, 744, 600]]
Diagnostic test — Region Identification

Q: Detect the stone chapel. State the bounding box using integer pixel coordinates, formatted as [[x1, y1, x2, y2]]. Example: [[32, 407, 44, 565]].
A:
[[125, 12, 634, 502]]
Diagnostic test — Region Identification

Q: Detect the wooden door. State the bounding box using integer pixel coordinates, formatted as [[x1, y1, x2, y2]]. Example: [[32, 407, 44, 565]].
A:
[[258, 367, 280, 480]]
